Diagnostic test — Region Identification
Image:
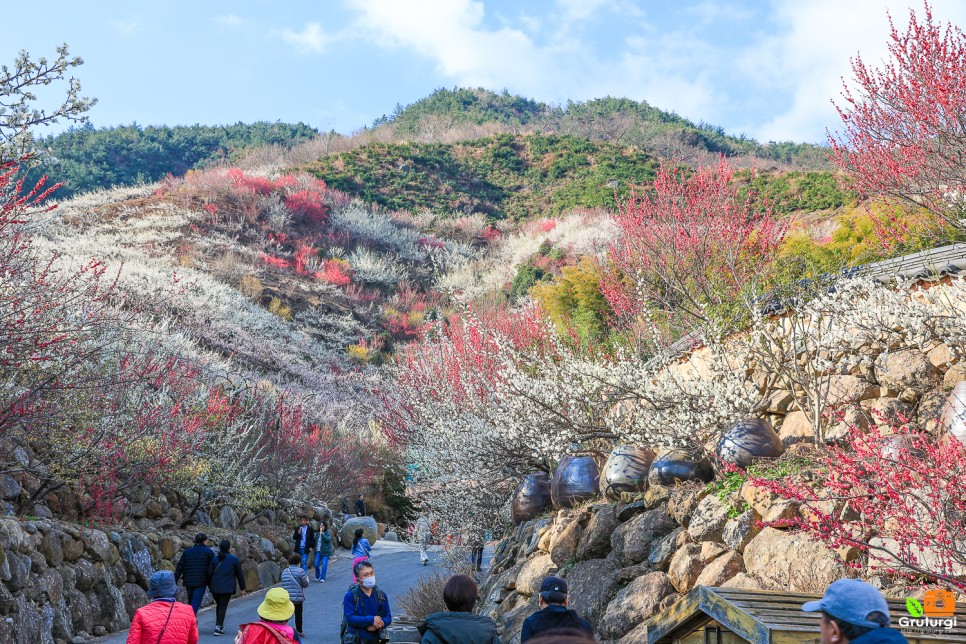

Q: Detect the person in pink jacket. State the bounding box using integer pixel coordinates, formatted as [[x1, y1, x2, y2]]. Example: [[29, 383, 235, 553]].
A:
[[128, 570, 199, 644]]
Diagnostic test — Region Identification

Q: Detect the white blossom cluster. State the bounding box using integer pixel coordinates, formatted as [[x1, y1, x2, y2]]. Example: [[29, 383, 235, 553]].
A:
[[393, 273, 966, 534]]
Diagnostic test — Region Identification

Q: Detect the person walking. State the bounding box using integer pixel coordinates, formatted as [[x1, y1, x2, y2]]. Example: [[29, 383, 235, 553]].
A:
[[174, 533, 214, 614], [415, 515, 431, 566], [355, 493, 367, 517], [314, 520, 334, 582], [236, 588, 299, 643], [801, 579, 908, 643], [291, 515, 315, 571], [127, 570, 199, 644], [470, 538, 484, 572], [419, 574, 500, 644], [342, 560, 392, 643], [520, 576, 593, 642], [351, 528, 372, 582], [207, 539, 246, 637], [280, 554, 310, 638]]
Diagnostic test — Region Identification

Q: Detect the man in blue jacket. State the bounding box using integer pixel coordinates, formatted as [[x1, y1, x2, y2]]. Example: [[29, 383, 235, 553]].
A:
[[802, 579, 909, 643], [343, 560, 391, 642], [174, 533, 214, 614]]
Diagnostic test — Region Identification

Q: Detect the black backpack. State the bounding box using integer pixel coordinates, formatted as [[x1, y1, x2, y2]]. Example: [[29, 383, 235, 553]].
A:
[[340, 583, 387, 643]]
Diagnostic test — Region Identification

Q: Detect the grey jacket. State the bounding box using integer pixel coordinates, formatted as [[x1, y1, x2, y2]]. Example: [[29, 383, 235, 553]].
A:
[[279, 565, 309, 602]]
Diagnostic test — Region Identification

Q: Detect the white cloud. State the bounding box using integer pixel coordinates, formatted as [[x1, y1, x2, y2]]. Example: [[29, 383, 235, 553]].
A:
[[110, 19, 140, 35], [741, 0, 966, 142], [349, 0, 548, 89], [217, 15, 243, 28], [280, 22, 333, 54]]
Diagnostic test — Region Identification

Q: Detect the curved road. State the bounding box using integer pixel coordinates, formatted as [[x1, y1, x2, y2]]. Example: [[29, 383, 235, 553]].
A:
[[96, 541, 484, 644]]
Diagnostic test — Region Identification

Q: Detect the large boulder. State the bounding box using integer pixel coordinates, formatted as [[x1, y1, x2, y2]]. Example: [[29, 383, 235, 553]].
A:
[[515, 553, 555, 597], [667, 486, 708, 528], [565, 559, 622, 629], [875, 349, 938, 399], [256, 560, 280, 589], [117, 534, 155, 586], [610, 509, 677, 566], [500, 599, 540, 644], [667, 543, 704, 593], [598, 571, 675, 640], [743, 528, 845, 591], [826, 375, 879, 407], [694, 550, 745, 587], [241, 559, 260, 590], [82, 529, 112, 563], [778, 411, 813, 447], [688, 494, 732, 542], [860, 397, 914, 430], [722, 509, 762, 552], [576, 505, 617, 560], [740, 482, 800, 525], [549, 517, 582, 567], [647, 528, 689, 571], [339, 516, 379, 549]]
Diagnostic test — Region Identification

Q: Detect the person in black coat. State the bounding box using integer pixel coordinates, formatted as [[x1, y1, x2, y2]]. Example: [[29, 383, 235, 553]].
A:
[[207, 539, 246, 636], [355, 494, 366, 517], [419, 575, 499, 644], [292, 516, 315, 571], [521, 577, 592, 643], [174, 533, 215, 614]]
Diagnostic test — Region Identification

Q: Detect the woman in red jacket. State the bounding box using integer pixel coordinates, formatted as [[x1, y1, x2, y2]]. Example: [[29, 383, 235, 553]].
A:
[[127, 570, 199, 644]]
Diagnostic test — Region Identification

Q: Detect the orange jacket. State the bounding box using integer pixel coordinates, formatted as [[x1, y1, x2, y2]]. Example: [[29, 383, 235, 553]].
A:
[[127, 600, 199, 644]]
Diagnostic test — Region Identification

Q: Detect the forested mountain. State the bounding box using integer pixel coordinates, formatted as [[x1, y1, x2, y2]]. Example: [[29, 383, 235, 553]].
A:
[[371, 88, 832, 168], [34, 121, 319, 197]]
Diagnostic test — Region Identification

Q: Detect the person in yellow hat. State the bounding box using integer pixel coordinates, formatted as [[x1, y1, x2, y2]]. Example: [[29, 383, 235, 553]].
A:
[[235, 587, 299, 643]]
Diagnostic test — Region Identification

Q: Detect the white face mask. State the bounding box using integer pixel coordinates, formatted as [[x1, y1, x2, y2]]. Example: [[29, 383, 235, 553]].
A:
[[361, 576, 376, 588]]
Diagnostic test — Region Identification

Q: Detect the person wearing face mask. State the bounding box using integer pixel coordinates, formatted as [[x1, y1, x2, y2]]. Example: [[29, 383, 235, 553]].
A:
[[341, 561, 392, 643]]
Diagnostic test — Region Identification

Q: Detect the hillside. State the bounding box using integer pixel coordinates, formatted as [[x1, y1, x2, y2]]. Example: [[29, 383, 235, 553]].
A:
[[305, 133, 658, 220], [33, 121, 319, 198], [304, 132, 853, 222], [371, 88, 833, 169]]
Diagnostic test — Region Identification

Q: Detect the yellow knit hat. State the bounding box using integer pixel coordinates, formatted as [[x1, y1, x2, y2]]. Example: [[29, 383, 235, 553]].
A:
[[258, 587, 295, 621]]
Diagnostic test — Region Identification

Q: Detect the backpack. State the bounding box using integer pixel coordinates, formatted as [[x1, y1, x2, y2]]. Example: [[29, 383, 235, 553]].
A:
[[340, 583, 388, 644]]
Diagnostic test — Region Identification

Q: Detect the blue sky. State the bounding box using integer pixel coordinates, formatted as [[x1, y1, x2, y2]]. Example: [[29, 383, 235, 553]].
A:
[[4, 0, 966, 144]]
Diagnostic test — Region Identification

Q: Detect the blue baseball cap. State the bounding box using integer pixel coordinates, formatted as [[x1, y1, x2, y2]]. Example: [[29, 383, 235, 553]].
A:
[[802, 579, 891, 628]]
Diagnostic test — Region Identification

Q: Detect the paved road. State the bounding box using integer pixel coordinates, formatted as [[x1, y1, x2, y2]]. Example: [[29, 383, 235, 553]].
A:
[[97, 541, 485, 644]]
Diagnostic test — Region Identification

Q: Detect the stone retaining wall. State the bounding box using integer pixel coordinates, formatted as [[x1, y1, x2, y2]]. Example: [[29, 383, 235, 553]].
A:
[[0, 517, 308, 643], [478, 485, 856, 644]]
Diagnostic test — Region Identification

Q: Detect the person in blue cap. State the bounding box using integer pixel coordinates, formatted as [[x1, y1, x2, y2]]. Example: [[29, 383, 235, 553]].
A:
[[802, 579, 909, 643], [520, 576, 593, 642]]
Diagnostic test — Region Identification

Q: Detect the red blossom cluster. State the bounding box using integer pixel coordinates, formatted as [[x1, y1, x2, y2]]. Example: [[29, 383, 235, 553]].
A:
[[740, 419, 966, 590], [830, 2, 966, 235], [600, 159, 784, 339], [316, 258, 352, 286], [284, 189, 329, 226]]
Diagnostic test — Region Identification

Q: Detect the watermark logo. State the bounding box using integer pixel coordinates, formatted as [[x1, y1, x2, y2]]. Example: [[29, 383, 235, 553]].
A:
[[900, 590, 957, 632]]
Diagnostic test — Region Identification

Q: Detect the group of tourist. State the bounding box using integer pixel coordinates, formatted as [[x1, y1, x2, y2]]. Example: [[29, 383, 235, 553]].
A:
[[124, 517, 913, 644]]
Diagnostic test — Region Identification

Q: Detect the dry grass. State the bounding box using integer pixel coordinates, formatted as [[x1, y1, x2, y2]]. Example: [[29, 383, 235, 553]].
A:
[[396, 569, 451, 623], [396, 559, 478, 623]]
